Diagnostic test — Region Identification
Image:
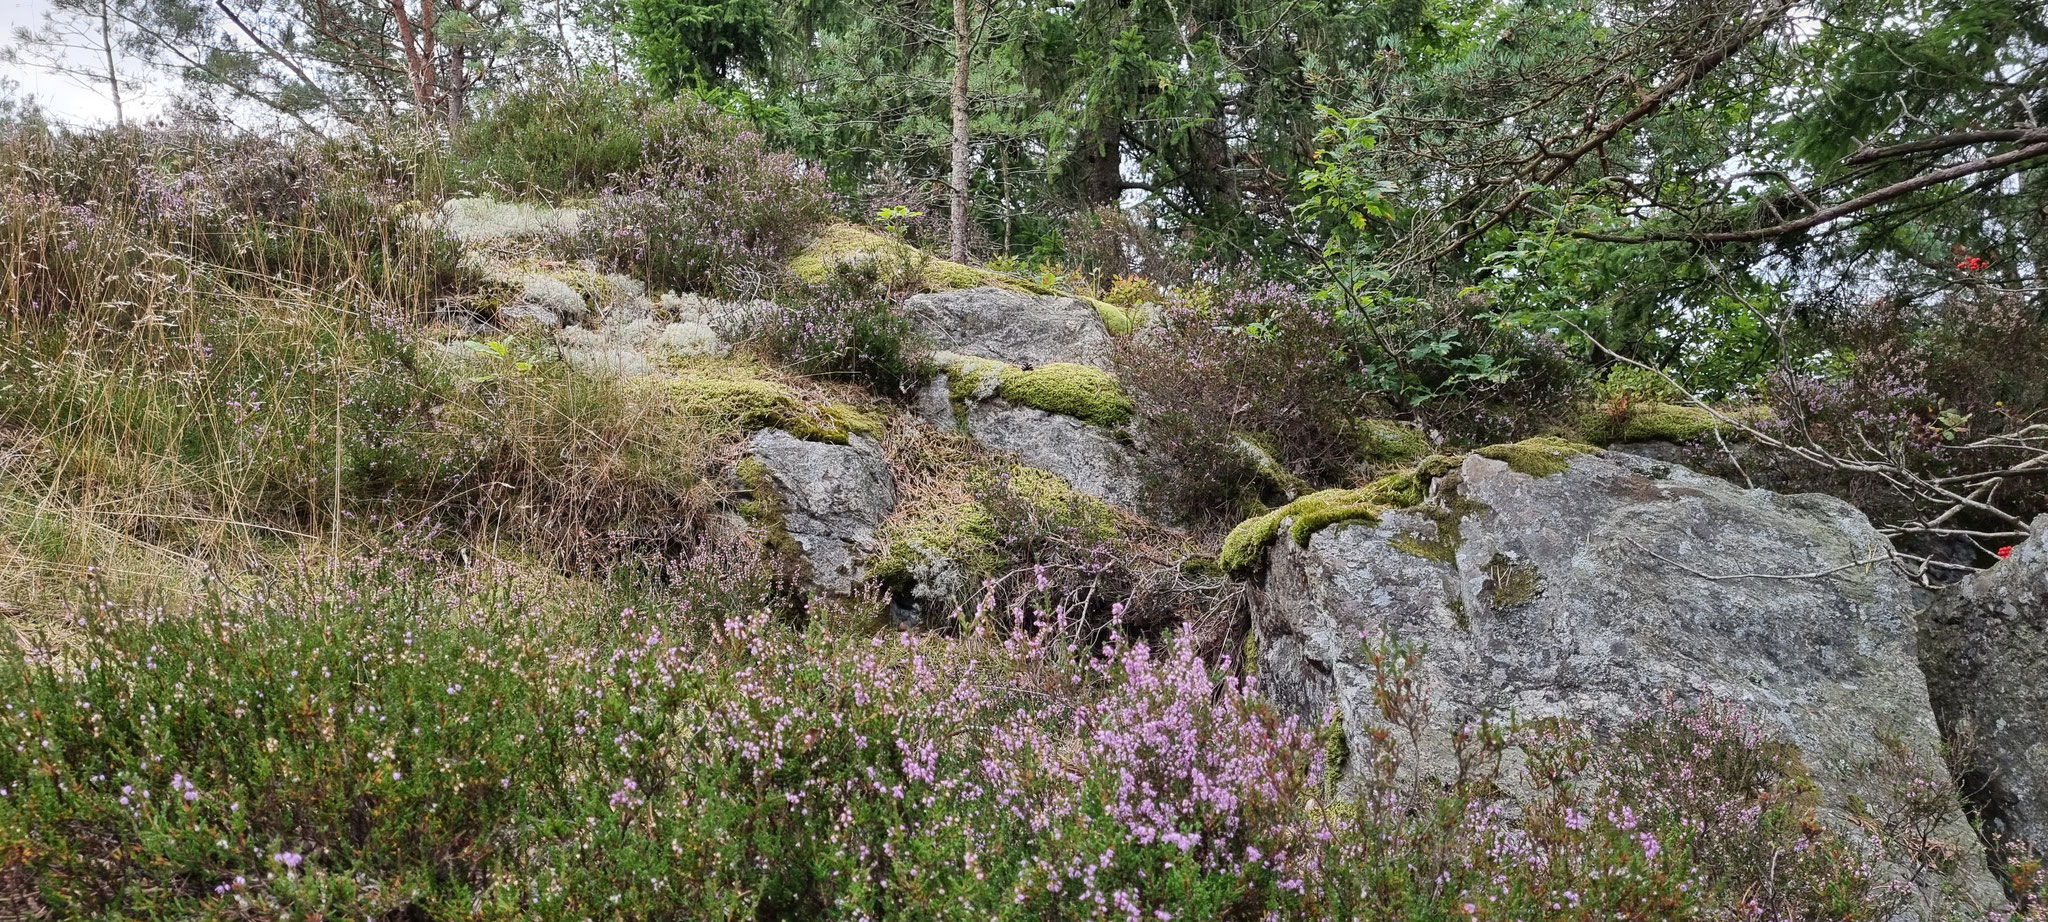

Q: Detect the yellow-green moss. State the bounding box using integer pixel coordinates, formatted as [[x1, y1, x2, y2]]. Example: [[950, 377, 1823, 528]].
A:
[[946, 358, 1134, 429], [1236, 433, 1310, 499], [1357, 419, 1431, 467], [1580, 403, 1723, 445], [1218, 472, 1422, 576], [791, 224, 1134, 333], [1475, 436, 1596, 478], [870, 465, 1117, 587], [658, 364, 879, 445], [871, 502, 1001, 586], [736, 457, 801, 561], [1388, 488, 1488, 565], [1319, 712, 1351, 780], [997, 363, 1134, 427]]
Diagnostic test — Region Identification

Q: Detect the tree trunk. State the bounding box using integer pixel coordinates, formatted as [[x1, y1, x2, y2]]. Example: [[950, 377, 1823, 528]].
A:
[[1078, 110, 1123, 207], [99, 0, 123, 125], [948, 0, 972, 262]]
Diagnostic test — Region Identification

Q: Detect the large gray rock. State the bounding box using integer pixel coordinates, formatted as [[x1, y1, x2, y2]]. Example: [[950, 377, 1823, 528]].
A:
[[903, 287, 1111, 369], [1922, 517, 2048, 862], [746, 429, 897, 592], [1254, 449, 2004, 910], [913, 371, 1142, 509]]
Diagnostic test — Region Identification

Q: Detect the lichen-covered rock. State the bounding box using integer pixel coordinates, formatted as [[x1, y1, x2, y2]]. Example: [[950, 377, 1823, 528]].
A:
[[440, 197, 582, 245], [915, 369, 1141, 508], [1921, 517, 2048, 863], [789, 225, 1133, 332], [904, 288, 1114, 369], [498, 273, 588, 327], [1253, 449, 2004, 909], [745, 429, 897, 592]]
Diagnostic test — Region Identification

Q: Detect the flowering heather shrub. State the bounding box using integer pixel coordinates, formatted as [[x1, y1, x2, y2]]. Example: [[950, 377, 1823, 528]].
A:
[[577, 100, 833, 298], [0, 124, 458, 312], [749, 261, 930, 398], [1762, 292, 2048, 533], [2, 542, 2004, 920], [1112, 279, 1370, 526]]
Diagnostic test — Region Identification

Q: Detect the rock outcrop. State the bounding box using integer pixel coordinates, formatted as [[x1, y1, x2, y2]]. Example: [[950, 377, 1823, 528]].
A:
[[904, 287, 1114, 369], [1921, 517, 2048, 862], [1251, 447, 2004, 909], [745, 429, 897, 592], [913, 359, 1142, 509]]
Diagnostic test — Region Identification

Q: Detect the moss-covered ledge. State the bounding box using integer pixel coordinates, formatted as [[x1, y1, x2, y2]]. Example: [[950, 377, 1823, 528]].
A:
[[656, 363, 883, 445], [1474, 436, 1596, 478], [945, 357, 1135, 429], [1579, 403, 1722, 445], [789, 224, 1134, 333], [1218, 471, 1424, 577]]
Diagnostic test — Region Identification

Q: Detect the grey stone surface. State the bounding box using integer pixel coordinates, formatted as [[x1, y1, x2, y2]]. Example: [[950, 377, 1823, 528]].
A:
[[1922, 517, 2048, 861], [903, 287, 1111, 369], [914, 372, 1142, 509], [748, 429, 897, 592], [1254, 449, 2004, 911], [440, 196, 582, 244]]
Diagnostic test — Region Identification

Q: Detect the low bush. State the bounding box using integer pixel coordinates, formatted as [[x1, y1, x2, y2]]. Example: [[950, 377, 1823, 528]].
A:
[[577, 99, 833, 298], [454, 74, 669, 198], [749, 261, 929, 398], [0, 556, 1982, 920], [1112, 278, 1370, 526]]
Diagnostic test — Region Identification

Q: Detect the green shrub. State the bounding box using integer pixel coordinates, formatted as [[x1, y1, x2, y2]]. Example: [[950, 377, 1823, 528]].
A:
[[576, 99, 833, 297], [454, 75, 668, 198]]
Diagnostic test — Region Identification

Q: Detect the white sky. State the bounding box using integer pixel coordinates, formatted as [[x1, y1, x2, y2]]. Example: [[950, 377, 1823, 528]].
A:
[[2, 0, 165, 125]]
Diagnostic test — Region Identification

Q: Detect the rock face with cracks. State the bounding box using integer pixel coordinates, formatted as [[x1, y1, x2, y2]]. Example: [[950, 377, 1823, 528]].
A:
[[903, 287, 1114, 370], [914, 366, 1142, 509], [745, 429, 897, 592], [1921, 517, 2048, 864], [1251, 449, 2005, 911]]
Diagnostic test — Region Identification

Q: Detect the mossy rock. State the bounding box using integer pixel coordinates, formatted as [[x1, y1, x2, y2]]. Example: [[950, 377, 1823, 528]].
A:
[[945, 357, 1134, 428], [1218, 471, 1421, 577], [1474, 436, 1596, 478], [658, 362, 881, 445], [1579, 403, 1724, 445], [870, 465, 1118, 596], [790, 224, 1134, 333], [1357, 419, 1431, 467], [1235, 433, 1310, 500]]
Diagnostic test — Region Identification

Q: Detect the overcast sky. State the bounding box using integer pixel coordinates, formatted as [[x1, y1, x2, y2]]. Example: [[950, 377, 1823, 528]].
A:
[[3, 0, 165, 125]]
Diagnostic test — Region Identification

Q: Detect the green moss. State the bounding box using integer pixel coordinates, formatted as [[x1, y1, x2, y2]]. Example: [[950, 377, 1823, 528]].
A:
[[553, 267, 620, 310], [945, 358, 1135, 429], [1179, 555, 1225, 578], [1357, 419, 1431, 467], [1389, 485, 1488, 565], [1475, 436, 1596, 478], [1219, 473, 1420, 576], [736, 457, 801, 562], [1481, 553, 1543, 607], [1092, 300, 1136, 335], [1319, 712, 1351, 779], [1218, 507, 1290, 577], [1236, 434, 1310, 499], [870, 502, 1001, 587], [1580, 403, 1722, 445], [998, 363, 1134, 427], [790, 224, 1044, 295], [791, 224, 1135, 334], [870, 464, 1117, 589], [658, 363, 878, 444]]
